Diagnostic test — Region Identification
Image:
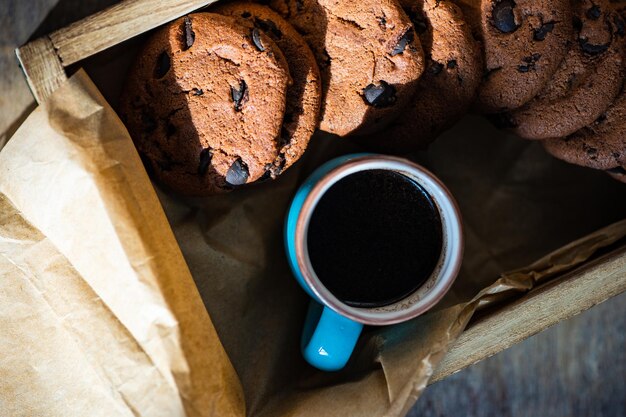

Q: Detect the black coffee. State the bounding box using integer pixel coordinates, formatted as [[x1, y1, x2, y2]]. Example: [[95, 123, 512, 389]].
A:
[[307, 169, 443, 308]]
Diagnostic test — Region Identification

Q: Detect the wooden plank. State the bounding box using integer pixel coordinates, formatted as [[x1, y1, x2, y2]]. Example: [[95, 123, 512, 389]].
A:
[[48, 0, 218, 67], [15, 37, 67, 104], [431, 247, 626, 384]]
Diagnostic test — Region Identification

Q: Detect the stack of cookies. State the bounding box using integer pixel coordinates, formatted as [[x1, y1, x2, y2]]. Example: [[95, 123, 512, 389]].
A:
[[462, 0, 626, 181], [119, 0, 626, 196], [119, 0, 484, 196], [119, 11, 321, 196]]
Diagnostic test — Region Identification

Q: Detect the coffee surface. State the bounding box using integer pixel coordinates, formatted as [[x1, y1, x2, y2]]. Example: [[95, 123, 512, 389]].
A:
[[307, 169, 443, 307]]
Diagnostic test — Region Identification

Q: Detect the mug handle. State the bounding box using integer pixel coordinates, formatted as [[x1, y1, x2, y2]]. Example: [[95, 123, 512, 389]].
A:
[[301, 300, 363, 371]]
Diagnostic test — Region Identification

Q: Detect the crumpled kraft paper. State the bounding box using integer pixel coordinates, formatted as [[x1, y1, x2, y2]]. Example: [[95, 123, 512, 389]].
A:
[[1, 68, 626, 417], [0, 70, 244, 417], [0, 193, 188, 416]]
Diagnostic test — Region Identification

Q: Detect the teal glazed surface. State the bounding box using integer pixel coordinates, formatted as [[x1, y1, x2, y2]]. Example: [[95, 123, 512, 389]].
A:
[[285, 154, 367, 371], [300, 302, 363, 372]]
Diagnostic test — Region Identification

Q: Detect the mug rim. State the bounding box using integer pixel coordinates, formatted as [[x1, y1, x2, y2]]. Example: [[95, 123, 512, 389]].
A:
[[294, 155, 464, 326]]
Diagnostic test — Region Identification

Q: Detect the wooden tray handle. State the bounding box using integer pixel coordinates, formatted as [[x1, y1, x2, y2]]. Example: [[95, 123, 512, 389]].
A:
[[17, 0, 217, 103]]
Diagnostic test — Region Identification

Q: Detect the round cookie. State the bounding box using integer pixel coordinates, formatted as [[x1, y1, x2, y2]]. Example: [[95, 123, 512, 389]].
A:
[[361, 0, 483, 154], [268, 0, 426, 136], [462, 0, 573, 114], [212, 2, 322, 179], [506, 0, 626, 140], [119, 13, 291, 196], [543, 84, 626, 170]]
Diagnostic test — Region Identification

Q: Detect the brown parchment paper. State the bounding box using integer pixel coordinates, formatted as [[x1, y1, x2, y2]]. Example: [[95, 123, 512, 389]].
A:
[[0, 193, 186, 416], [0, 70, 244, 417], [2, 66, 626, 417]]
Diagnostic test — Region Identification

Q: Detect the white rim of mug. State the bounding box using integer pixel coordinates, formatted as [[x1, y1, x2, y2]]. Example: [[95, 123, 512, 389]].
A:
[[294, 155, 464, 326]]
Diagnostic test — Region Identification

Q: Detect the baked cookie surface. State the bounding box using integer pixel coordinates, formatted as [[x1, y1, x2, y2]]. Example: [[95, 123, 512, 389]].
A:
[[362, 0, 482, 153], [543, 84, 626, 170], [119, 13, 290, 196], [463, 0, 573, 113], [214, 2, 322, 179], [509, 0, 626, 140], [269, 0, 426, 136]]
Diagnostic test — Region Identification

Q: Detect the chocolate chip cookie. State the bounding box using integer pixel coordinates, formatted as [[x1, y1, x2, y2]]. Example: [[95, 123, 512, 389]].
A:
[[543, 83, 626, 170], [213, 2, 322, 179], [461, 0, 573, 113], [268, 0, 425, 136], [119, 13, 291, 196], [361, 0, 482, 153], [507, 0, 626, 140]]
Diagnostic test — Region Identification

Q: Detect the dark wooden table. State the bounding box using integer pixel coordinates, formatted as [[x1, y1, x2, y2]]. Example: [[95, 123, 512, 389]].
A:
[[2, 1, 625, 416]]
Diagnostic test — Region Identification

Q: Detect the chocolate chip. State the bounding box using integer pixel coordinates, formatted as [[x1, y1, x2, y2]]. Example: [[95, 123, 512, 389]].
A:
[[155, 51, 170, 78], [225, 158, 249, 185], [579, 37, 609, 55], [491, 0, 519, 33], [192, 88, 203, 96], [295, 0, 304, 11], [391, 29, 415, 56], [254, 18, 283, 39], [428, 61, 444, 75], [518, 53, 541, 72], [377, 16, 387, 30], [587, 148, 597, 154], [198, 148, 213, 175], [447, 59, 457, 69], [533, 22, 555, 41], [526, 53, 541, 62], [261, 155, 287, 182], [252, 28, 265, 51], [271, 153, 286, 177], [241, 11, 251, 18], [607, 166, 626, 175], [584, 144, 598, 155], [362, 81, 397, 107], [596, 113, 607, 124], [613, 152, 621, 159], [586, 5, 601, 20], [141, 111, 157, 132], [230, 80, 249, 111], [182, 17, 195, 50]]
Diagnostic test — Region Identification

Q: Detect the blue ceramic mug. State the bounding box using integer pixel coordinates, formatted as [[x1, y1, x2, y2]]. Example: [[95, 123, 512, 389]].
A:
[[285, 154, 463, 371]]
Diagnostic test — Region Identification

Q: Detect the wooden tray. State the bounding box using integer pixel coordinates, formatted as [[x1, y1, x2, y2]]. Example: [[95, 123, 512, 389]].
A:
[[16, 0, 626, 385]]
